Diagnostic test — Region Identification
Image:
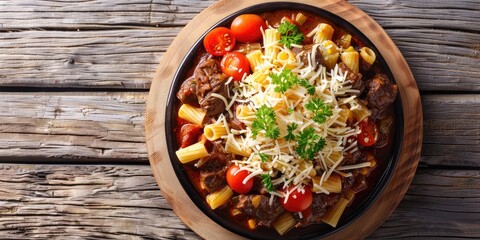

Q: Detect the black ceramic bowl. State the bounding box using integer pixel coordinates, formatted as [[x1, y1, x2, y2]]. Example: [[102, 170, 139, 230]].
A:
[[165, 2, 403, 239]]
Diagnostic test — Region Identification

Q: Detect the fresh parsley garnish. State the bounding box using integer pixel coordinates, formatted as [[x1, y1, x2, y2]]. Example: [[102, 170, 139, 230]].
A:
[[270, 69, 316, 95], [261, 174, 274, 192], [259, 153, 269, 162], [285, 122, 298, 141], [270, 69, 298, 94], [287, 107, 294, 115], [278, 21, 304, 48], [298, 79, 316, 95], [296, 127, 326, 160], [305, 98, 333, 124], [252, 105, 280, 139]]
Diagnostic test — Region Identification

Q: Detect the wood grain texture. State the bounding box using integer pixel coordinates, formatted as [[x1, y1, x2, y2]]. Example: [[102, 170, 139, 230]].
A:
[[0, 0, 478, 90], [0, 92, 477, 166], [0, 92, 146, 162], [0, 0, 215, 29], [0, 29, 174, 89], [145, 0, 422, 239], [0, 164, 198, 240], [0, 164, 478, 239], [422, 94, 480, 167]]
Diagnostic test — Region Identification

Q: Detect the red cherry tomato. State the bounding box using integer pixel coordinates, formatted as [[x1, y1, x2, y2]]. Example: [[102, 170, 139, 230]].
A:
[[226, 165, 253, 194], [203, 27, 236, 56], [282, 185, 313, 212], [220, 52, 251, 81], [230, 14, 266, 43], [357, 117, 378, 147]]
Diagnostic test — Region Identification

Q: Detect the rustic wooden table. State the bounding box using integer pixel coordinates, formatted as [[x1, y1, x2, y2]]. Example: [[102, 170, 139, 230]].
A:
[[0, 0, 478, 239]]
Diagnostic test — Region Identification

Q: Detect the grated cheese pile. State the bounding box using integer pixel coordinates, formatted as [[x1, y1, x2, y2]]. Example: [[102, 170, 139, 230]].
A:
[[216, 29, 370, 202]]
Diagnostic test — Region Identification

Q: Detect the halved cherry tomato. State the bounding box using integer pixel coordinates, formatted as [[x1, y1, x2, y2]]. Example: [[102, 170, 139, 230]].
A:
[[220, 52, 251, 81], [357, 117, 378, 147], [282, 185, 313, 212], [226, 165, 253, 194], [203, 27, 235, 56], [230, 14, 266, 43]]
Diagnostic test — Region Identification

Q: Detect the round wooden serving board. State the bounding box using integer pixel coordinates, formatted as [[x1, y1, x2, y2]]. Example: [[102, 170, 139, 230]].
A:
[[145, 0, 423, 239]]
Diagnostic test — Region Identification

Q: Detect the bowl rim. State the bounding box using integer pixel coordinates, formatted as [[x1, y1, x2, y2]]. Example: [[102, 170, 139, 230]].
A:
[[164, 2, 404, 239]]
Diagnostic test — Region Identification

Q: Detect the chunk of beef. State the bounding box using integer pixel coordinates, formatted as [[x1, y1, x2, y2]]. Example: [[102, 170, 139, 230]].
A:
[[374, 114, 394, 148], [352, 174, 367, 193], [343, 149, 364, 165], [227, 104, 247, 130], [292, 44, 323, 67], [366, 74, 398, 119], [235, 195, 284, 227], [177, 77, 198, 106], [200, 166, 228, 193], [195, 140, 231, 171], [311, 193, 341, 221], [338, 62, 364, 94], [194, 59, 229, 116], [342, 175, 356, 193]]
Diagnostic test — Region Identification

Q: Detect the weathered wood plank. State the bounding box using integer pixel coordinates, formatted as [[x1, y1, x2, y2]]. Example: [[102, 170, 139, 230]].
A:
[[0, 164, 477, 239], [422, 94, 480, 167], [0, 0, 478, 90], [0, 164, 198, 239], [0, 0, 215, 29], [0, 29, 176, 89], [0, 92, 146, 162], [0, 92, 478, 166], [369, 169, 480, 239]]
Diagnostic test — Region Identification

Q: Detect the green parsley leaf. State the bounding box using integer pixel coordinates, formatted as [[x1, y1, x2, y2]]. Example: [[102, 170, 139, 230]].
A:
[[298, 79, 316, 95], [287, 107, 294, 115], [296, 127, 326, 160], [305, 98, 333, 124], [278, 21, 304, 48], [285, 122, 298, 141], [270, 69, 299, 94], [259, 153, 269, 162], [252, 105, 280, 139], [261, 174, 274, 192]]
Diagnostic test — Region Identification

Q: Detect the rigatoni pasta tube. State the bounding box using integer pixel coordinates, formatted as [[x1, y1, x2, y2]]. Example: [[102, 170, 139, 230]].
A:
[[352, 99, 371, 122], [249, 70, 268, 86], [206, 185, 233, 210], [275, 49, 297, 70], [236, 104, 255, 120], [360, 47, 376, 65], [341, 50, 359, 74], [272, 212, 296, 236], [178, 104, 206, 126], [204, 124, 228, 141], [246, 50, 264, 71], [313, 173, 342, 193], [263, 28, 280, 61], [321, 197, 350, 227], [314, 23, 334, 44], [225, 138, 252, 157], [321, 40, 339, 70], [175, 141, 209, 164], [295, 13, 307, 25], [338, 34, 352, 49]]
